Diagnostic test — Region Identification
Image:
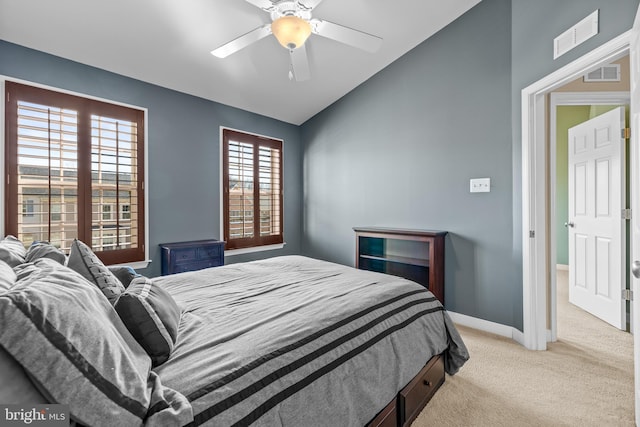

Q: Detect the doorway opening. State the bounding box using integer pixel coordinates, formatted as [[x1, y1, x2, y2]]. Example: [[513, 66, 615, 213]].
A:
[[548, 87, 630, 342], [521, 30, 631, 351]]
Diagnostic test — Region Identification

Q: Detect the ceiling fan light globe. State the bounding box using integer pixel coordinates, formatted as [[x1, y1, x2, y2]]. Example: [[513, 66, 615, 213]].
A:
[[271, 16, 312, 50]]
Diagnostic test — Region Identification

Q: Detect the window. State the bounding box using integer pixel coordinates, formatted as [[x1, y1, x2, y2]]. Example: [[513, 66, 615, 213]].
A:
[[51, 204, 61, 222], [121, 204, 131, 220], [222, 128, 283, 250], [5, 81, 145, 264], [22, 199, 34, 217], [102, 205, 112, 221]]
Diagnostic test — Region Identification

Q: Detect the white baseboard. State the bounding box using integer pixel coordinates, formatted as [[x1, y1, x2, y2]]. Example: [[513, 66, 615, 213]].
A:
[[556, 264, 569, 271], [447, 311, 525, 347]]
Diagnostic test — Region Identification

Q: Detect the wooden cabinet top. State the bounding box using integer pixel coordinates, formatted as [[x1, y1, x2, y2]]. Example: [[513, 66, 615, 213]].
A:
[[353, 227, 448, 238]]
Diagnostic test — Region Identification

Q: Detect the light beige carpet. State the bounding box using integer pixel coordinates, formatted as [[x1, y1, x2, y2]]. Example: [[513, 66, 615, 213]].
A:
[[414, 270, 634, 426]]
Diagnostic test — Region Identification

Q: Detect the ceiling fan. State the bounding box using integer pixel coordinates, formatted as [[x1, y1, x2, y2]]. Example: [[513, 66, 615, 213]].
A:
[[211, 0, 383, 82]]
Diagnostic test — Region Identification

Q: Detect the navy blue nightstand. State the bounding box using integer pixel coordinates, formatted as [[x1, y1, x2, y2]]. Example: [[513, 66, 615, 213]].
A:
[[159, 239, 224, 275]]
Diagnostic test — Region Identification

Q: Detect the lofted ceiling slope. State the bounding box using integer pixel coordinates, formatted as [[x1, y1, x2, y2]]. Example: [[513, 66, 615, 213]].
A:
[[0, 0, 481, 125]]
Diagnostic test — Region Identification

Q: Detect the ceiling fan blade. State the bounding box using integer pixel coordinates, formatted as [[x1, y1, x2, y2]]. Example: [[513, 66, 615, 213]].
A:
[[298, 0, 325, 11], [244, 0, 275, 12], [312, 19, 382, 53], [290, 45, 311, 82], [211, 24, 272, 58]]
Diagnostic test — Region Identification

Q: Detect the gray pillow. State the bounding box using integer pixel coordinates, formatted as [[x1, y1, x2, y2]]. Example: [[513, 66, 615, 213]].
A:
[[0, 345, 48, 404], [115, 276, 181, 366], [25, 241, 66, 265], [66, 239, 124, 304], [108, 265, 140, 288], [0, 259, 17, 292], [0, 258, 191, 425], [0, 235, 26, 267], [13, 262, 39, 281]]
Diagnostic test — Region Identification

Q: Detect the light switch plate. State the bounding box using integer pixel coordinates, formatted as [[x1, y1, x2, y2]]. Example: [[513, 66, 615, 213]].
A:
[[470, 178, 490, 193]]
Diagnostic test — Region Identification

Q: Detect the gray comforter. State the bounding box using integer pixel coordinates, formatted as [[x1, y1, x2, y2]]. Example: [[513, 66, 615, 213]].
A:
[[150, 255, 468, 426]]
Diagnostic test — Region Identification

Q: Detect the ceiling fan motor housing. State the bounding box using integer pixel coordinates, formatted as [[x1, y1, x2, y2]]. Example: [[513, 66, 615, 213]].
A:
[[270, 1, 312, 21]]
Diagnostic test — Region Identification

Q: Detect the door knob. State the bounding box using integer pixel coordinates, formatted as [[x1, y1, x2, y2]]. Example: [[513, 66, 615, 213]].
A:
[[564, 222, 575, 228], [632, 260, 640, 279]]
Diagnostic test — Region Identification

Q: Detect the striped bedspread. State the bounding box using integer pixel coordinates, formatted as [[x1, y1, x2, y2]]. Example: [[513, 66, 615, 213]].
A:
[[150, 255, 468, 426]]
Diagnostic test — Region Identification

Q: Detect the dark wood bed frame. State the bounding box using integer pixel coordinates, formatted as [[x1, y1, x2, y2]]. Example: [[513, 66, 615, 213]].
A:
[[355, 227, 447, 426], [366, 354, 445, 427]]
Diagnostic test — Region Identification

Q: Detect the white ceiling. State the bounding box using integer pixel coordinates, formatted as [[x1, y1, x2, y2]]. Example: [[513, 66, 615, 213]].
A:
[[0, 0, 481, 125]]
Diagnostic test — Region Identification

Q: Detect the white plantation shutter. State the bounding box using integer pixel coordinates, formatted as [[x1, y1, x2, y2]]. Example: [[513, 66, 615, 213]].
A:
[[227, 140, 255, 239], [14, 100, 79, 252], [223, 129, 283, 250], [91, 115, 140, 252], [258, 145, 281, 237], [5, 81, 145, 264]]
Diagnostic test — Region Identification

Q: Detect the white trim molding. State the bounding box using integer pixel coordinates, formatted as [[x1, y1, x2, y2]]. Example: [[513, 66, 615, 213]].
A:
[[447, 311, 525, 347], [550, 91, 630, 106], [225, 242, 286, 256], [521, 31, 631, 350]]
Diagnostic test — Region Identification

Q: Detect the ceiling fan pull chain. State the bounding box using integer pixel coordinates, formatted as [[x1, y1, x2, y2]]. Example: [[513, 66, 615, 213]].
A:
[[288, 54, 295, 81]]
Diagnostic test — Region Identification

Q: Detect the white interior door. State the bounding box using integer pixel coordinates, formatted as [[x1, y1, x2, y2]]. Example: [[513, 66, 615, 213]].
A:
[[629, 3, 640, 425], [567, 107, 626, 330]]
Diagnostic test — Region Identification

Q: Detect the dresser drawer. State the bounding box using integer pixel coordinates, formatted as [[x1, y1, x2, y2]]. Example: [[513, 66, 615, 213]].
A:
[[198, 245, 222, 260], [398, 355, 444, 427], [172, 260, 218, 274], [172, 248, 198, 263]]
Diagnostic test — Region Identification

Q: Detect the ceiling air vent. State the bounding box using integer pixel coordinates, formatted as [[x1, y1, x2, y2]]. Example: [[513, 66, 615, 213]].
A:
[[554, 10, 599, 60], [583, 64, 621, 82]]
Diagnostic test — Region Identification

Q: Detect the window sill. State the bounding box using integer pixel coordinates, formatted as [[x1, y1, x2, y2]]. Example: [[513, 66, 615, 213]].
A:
[[109, 259, 152, 270], [224, 243, 286, 257]]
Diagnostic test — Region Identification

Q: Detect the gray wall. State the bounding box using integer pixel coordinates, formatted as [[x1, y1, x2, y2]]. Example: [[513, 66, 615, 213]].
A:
[[301, 0, 516, 327], [0, 40, 304, 277], [301, 0, 640, 331]]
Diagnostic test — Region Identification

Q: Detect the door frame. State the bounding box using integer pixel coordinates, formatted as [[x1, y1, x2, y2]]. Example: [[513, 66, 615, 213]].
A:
[[522, 30, 631, 351], [549, 92, 630, 342]]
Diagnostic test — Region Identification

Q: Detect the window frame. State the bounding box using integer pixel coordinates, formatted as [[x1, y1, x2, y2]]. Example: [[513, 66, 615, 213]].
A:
[[221, 127, 284, 252], [3, 79, 148, 266]]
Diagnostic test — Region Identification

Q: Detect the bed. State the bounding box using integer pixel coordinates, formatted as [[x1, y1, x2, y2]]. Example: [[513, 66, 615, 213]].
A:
[[0, 238, 468, 427]]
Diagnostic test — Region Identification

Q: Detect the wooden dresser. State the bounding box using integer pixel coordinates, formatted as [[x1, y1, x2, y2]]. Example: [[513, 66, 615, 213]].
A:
[[159, 239, 224, 275], [354, 227, 447, 304]]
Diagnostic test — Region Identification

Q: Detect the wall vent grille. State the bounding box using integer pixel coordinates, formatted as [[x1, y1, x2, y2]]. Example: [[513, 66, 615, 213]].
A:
[[584, 64, 621, 82], [554, 10, 599, 60]]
